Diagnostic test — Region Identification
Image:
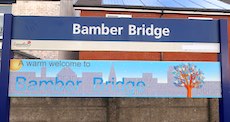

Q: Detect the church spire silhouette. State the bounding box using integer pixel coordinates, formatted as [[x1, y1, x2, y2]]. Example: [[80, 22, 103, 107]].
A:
[[108, 64, 116, 82]]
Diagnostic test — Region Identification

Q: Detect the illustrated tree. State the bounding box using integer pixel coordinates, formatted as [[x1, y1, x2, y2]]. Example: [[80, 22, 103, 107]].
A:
[[172, 63, 205, 98]]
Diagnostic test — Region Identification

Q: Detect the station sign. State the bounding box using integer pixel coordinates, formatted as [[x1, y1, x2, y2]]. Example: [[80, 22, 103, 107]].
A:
[[12, 16, 219, 42], [11, 17, 220, 52], [1, 15, 229, 122]]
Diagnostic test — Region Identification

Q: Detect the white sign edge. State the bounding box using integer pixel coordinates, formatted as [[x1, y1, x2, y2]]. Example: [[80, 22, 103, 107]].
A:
[[11, 39, 220, 53]]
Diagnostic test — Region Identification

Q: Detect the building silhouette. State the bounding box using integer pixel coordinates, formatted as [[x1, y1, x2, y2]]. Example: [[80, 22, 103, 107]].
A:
[[9, 65, 221, 98]]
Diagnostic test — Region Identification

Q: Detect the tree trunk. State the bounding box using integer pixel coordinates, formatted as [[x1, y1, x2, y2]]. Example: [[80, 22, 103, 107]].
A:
[[187, 86, 192, 98]]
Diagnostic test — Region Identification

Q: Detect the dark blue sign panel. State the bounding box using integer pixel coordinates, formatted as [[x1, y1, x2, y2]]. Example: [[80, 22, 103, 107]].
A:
[[12, 16, 219, 42]]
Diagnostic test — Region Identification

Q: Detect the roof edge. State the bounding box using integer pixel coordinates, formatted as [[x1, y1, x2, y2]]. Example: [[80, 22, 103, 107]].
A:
[[74, 5, 230, 13]]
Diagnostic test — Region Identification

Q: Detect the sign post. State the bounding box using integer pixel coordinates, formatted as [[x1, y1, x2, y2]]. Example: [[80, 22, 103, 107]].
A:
[[0, 14, 13, 122], [219, 20, 230, 122]]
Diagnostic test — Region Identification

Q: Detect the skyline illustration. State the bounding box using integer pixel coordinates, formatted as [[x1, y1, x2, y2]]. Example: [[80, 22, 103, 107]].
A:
[[17, 60, 221, 83], [9, 60, 221, 98]]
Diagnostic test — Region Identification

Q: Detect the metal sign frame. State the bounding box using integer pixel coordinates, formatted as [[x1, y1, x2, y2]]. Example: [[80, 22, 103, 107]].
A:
[[0, 14, 229, 122]]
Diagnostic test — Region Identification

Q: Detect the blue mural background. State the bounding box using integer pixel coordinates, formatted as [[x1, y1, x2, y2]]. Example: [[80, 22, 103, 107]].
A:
[[9, 60, 221, 98]]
